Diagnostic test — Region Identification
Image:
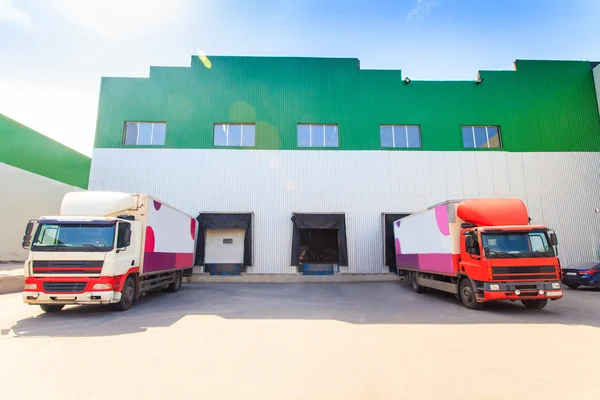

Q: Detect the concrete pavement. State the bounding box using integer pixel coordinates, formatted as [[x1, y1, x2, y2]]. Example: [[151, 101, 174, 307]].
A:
[[0, 262, 23, 295], [1, 281, 599, 400]]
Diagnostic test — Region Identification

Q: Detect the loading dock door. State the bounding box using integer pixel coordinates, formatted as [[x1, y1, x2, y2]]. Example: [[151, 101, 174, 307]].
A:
[[382, 213, 410, 273], [290, 213, 348, 267], [205, 229, 246, 264], [195, 213, 253, 268]]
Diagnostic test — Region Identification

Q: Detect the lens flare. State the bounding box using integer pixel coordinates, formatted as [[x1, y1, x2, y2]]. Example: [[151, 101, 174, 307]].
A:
[[197, 48, 212, 69]]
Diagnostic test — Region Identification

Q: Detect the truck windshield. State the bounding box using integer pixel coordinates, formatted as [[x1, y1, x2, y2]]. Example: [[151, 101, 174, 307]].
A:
[[481, 231, 555, 258], [31, 223, 116, 252]]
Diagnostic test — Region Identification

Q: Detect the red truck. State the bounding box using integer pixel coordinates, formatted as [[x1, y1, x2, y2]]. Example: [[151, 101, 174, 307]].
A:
[[394, 198, 563, 309]]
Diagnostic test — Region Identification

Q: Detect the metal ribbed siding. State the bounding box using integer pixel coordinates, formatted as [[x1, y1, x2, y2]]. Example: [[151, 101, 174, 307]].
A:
[[96, 58, 600, 153], [0, 114, 90, 189], [593, 65, 600, 117], [89, 149, 600, 273], [0, 162, 83, 262]]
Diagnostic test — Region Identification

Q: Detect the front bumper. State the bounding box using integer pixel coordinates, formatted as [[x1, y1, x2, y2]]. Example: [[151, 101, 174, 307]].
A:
[[22, 276, 122, 305], [483, 290, 563, 301], [23, 290, 121, 305], [481, 281, 563, 302]]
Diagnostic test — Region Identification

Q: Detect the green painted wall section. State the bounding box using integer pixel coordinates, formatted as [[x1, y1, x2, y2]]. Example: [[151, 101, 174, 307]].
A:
[[96, 57, 600, 152], [0, 114, 91, 188]]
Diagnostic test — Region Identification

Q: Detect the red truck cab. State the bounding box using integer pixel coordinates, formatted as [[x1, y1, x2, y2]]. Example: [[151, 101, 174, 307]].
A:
[[458, 224, 562, 309]]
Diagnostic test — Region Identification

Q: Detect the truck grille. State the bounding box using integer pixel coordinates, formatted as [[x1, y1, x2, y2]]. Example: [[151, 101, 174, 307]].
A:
[[42, 282, 87, 293], [33, 261, 103, 275], [492, 266, 557, 281]]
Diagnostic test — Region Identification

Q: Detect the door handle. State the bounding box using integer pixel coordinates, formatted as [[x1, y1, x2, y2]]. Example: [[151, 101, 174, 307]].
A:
[[131, 260, 135, 266]]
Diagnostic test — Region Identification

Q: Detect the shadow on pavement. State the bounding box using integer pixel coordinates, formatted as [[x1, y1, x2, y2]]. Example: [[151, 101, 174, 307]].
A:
[[3, 281, 600, 337]]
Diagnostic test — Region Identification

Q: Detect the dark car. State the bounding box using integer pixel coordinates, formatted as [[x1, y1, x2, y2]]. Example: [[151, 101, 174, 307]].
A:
[[561, 262, 600, 290]]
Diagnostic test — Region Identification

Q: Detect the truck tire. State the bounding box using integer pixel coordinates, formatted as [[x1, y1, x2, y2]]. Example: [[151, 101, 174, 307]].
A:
[[566, 284, 579, 290], [521, 299, 548, 309], [114, 276, 135, 311], [410, 271, 425, 293], [166, 270, 183, 293], [459, 278, 484, 310], [40, 304, 64, 313]]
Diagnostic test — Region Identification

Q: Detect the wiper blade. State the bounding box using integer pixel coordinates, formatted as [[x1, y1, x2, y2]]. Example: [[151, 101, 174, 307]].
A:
[[488, 250, 518, 258], [78, 244, 106, 250]]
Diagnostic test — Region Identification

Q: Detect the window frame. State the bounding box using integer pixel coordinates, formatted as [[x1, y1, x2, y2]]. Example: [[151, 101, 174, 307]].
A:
[[123, 122, 167, 146], [379, 124, 422, 149], [461, 125, 502, 149], [213, 123, 256, 147], [297, 124, 339, 148]]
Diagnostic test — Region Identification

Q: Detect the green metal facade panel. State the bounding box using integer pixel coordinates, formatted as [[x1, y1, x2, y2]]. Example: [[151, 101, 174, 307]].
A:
[[95, 57, 600, 152], [0, 114, 91, 188]]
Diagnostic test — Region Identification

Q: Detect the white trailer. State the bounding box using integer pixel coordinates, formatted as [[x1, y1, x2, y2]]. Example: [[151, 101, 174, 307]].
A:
[[22, 192, 196, 312]]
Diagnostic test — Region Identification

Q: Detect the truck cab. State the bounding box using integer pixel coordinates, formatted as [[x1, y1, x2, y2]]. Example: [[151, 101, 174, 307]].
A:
[[21, 192, 194, 313], [459, 225, 562, 308], [22, 216, 141, 311]]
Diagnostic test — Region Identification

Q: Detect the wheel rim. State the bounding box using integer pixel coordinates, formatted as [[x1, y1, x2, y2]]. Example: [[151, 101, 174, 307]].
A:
[[123, 284, 134, 305], [462, 283, 474, 303]]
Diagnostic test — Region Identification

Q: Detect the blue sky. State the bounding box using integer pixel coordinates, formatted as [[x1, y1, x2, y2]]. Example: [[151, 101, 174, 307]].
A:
[[1, 0, 599, 155]]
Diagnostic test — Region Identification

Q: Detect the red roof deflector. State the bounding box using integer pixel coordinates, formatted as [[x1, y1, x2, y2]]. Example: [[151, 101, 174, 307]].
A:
[[456, 198, 529, 227]]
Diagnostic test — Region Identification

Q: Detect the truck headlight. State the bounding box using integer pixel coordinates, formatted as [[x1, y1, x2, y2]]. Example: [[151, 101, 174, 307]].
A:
[[24, 283, 37, 290], [93, 283, 112, 290], [552, 282, 561, 289], [489, 284, 500, 291]]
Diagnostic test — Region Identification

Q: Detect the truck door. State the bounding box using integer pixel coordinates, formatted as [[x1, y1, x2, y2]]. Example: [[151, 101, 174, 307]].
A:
[[115, 221, 138, 274], [461, 231, 484, 279]]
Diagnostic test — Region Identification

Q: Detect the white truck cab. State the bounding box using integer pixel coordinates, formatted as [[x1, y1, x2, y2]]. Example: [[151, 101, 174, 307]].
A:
[[22, 192, 196, 312]]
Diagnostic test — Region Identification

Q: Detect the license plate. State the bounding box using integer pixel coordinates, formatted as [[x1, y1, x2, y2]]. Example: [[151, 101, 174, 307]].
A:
[[566, 272, 577, 276]]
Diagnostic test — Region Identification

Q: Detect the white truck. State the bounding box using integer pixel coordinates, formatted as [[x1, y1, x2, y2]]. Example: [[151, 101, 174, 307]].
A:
[[21, 192, 196, 312]]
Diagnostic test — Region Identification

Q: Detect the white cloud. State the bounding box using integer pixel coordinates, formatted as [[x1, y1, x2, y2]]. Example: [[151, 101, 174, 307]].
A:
[[0, 80, 97, 156], [406, 0, 436, 21], [0, 0, 33, 31], [51, 0, 187, 38]]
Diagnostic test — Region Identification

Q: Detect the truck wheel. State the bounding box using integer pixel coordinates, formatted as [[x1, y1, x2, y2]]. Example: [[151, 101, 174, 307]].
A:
[[459, 278, 484, 310], [410, 272, 425, 293], [114, 276, 135, 311], [521, 299, 548, 309], [566, 284, 579, 290], [166, 271, 183, 293], [40, 304, 64, 313]]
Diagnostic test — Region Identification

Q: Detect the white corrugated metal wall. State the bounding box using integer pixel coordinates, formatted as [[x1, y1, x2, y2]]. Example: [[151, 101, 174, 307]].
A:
[[0, 162, 84, 262], [89, 149, 600, 273]]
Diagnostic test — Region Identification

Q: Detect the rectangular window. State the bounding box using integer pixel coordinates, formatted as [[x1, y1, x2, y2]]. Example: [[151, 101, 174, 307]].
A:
[[213, 124, 255, 147], [461, 126, 502, 149], [380, 125, 421, 148], [123, 122, 166, 146], [297, 124, 339, 148]]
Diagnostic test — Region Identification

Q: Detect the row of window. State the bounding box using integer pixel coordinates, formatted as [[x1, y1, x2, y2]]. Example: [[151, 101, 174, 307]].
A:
[[123, 122, 503, 149]]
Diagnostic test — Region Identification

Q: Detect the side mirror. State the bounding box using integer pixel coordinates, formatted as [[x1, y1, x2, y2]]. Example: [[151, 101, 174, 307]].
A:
[[25, 221, 34, 235], [465, 235, 474, 250], [116, 226, 132, 252], [549, 232, 558, 247], [22, 235, 32, 249], [22, 221, 35, 249], [124, 229, 131, 245]]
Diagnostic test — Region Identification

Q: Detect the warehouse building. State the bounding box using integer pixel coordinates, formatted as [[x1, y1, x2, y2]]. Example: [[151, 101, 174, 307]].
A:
[[0, 114, 90, 262], [89, 56, 600, 274]]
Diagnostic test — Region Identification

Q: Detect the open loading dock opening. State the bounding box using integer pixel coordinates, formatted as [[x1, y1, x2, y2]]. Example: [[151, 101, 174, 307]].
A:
[[382, 213, 410, 274], [195, 213, 252, 275], [291, 213, 348, 275]]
